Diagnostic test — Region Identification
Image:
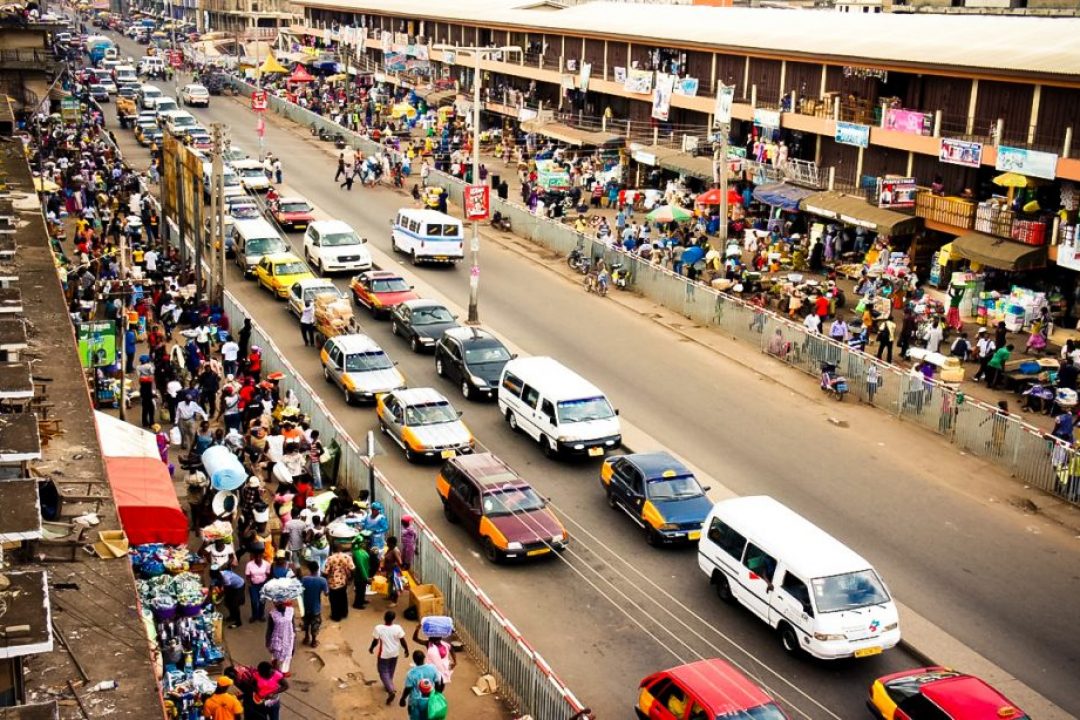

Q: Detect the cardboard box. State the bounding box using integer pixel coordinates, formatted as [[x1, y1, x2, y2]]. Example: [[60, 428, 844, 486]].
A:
[[409, 583, 445, 618], [93, 529, 129, 558]]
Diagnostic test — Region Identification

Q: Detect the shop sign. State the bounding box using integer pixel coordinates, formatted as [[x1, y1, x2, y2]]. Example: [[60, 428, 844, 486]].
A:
[[60, 96, 80, 122], [835, 121, 870, 148], [883, 108, 932, 136], [753, 108, 780, 129], [464, 185, 489, 221], [842, 66, 888, 82], [579, 62, 591, 92], [250, 90, 267, 111], [712, 85, 734, 127], [996, 145, 1058, 181], [939, 138, 982, 168], [877, 176, 917, 209], [674, 77, 698, 97], [77, 320, 116, 368], [624, 68, 653, 95], [631, 148, 657, 166]]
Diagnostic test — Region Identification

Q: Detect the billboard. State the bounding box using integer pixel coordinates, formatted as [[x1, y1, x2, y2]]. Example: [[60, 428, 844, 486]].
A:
[[835, 121, 870, 148], [883, 108, 932, 136], [995, 145, 1058, 181], [77, 320, 116, 368], [939, 138, 983, 168], [877, 176, 917, 209]]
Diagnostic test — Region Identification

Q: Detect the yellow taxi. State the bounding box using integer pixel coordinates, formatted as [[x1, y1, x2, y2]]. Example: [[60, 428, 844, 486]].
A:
[[376, 388, 473, 463], [255, 252, 315, 300], [600, 452, 711, 546]]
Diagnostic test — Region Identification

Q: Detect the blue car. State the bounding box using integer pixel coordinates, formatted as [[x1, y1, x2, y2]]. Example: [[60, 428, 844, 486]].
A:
[[600, 452, 712, 546]]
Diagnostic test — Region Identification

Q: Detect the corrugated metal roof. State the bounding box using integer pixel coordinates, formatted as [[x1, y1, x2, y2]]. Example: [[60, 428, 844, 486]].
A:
[[297, 0, 1080, 78]]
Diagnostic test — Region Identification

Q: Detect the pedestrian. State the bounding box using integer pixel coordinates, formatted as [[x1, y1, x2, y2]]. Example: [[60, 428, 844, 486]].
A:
[[221, 334, 240, 376], [973, 328, 994, 381], [351, 531, 372, 609], [299, 300, 316, 347], [399, 650, 441, 720], [334, 152, 346, 182], [300, 561, 328, 648], [369, 610, 408, 704], [251, 662, 288, 720], [273, 158, 283, 185], [866, 362, 881, 405], [238, 318, 253, 360], [202, 677, 244, 720], [266, 600, 296, 675], [995, 320, 1008, 349], [307, 429, 324, 489], [986, 343, 1013, 389], [176, 391, 208, 450], [380, 535, 404, 606], [981, 400, 1010, 456], [137, 354, 156, 427], [1052, 407, 1075, 443], [876, 316, 896, 363], [323, 542, 354, 621], [413, 626, 455, 685], [924, 318, 944, 354], [362, 501, 388, 552], [212, 568, 246, 628], [340, 169, 354, 191], [244, 546, 270, 622], [400, 516, 417, 570]]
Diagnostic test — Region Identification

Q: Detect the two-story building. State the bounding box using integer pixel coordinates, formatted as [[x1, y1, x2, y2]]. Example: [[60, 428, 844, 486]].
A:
[[0, 13, 67, 110]]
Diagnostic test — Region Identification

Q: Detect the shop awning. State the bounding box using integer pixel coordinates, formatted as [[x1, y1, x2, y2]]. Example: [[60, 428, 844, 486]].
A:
[[520, 120, 623, 147], [630, 144, 715, 181], [421, 88, 457, 107], [799, 191, 921, 236], [754, 182, 815, 211], [952, 231, 1047, 271]]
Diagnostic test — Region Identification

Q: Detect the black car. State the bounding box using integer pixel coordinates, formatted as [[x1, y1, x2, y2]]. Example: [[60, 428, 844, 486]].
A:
[[435, 326, 514, 400], [390, 299, 459, 353]]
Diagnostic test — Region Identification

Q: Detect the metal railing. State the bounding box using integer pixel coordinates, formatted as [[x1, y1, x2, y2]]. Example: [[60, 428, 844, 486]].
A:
[[228, 75, 1080, 509], [220, 292, 586, 720]]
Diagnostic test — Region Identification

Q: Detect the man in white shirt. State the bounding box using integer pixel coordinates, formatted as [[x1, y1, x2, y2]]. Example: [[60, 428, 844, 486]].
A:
[[165, 378, 183, 423], [220, 336, 240, 376], [144, 248, 159, 276], [300, 301, 316, 347], [176, 394, 207, 450], [369, 610, 408, 704]]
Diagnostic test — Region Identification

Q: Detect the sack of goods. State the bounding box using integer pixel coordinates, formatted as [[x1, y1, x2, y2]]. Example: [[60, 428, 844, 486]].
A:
[[314, 295, 353, 331], [420, 615, 454, 638]]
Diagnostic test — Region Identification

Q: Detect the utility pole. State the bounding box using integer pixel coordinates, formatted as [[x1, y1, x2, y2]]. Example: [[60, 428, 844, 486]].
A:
[[712, 83, 734, 246], [117, 230, 128, 421], [210, 122, 226, 306], [433, 44, 520, 325]]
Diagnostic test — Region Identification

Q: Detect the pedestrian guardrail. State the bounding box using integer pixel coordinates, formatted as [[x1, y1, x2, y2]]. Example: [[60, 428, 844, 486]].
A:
[[221, 291, 587, 720], [224, 76, 1080, 508]]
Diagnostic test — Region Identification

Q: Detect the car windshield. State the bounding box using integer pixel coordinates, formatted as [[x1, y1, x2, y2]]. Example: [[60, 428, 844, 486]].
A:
[[321, 231, 358, 246], [370, 278, 409, 293], [238, 167, 264, 178], [223, 172, 241, 186], [231, 205, 259, 218], [303, 287, 342, 302], [725, 703, 790, 720], [274, 261, 307, 275], [811, 569, 891, 613], [482, 486, 545, 517], [404, 401, 458, 426], [411, 306, 454, 325], [246, 238, 287, 254], [464, 344, 511, 365], [557, 396, 615, 423], [188, 86, 207, 94], [280, 202, 311, 213], [224, 150, 247, 162], [647, 474, 703, 501], [345, 351, 393, 372]]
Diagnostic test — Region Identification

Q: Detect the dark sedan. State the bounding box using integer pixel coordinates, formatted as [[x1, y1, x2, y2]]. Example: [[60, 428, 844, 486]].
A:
[[434, 326, 514, 401], [391, 299, 460, 353]]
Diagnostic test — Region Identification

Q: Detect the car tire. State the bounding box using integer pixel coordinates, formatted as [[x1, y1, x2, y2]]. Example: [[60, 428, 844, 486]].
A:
[[410, 251, 419, 266], [779, 623, 802, 656], [323, 366, 332, 384], [411, 336, 422, 353], [461, 380, 470, 400], [507, 411, 520, 433], [713, 572, 735, 603], [315, 257, 323, 275], [541, 435, 557, 459], [442, 501, 457, 524], [404, 446, 418, 463], [605, 488, 618, 510], [482, 537, 502, 564], [391, 321, 400, 336], [645, 526, 661, 547], [435, 358, 445, 377]]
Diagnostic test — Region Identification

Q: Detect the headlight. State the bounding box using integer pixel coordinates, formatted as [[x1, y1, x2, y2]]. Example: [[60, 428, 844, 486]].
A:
[[883, 623, 898, 632], [813, 632, 846, 641], [659, 523, 680, 531], [421, 337, 435, 344], [550, 534, 564, 544], [470, 375, 487, 387], [506, 542, 523, 551]]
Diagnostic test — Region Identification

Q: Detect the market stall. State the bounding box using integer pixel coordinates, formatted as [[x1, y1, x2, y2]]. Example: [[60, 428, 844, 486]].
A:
[[535, 160, 571, 192]]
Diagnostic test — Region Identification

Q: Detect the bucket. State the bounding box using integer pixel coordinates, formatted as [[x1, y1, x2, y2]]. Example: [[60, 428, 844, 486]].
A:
[[177, 601, 203, 618], [152, 601, 178, 621]]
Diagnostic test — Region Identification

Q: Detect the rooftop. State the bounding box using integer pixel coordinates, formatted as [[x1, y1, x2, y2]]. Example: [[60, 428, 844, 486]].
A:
[[296, 0, 1080, 80]]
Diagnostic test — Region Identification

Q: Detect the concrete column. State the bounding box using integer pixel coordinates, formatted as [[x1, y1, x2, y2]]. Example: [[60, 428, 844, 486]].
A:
[[881, 102, 889, 127], [710, 53, 716, 94], [653, 126, 659, 145], [521, 33, 526, 65], [933, 110, 942, 137], [966, 79, 978, 136], [1028, 84, 1041, 146], [828, 165, 836, 191], [994, 118, 1004, 146], [743, 56, 750, 99], [626, 42, 631, 70], [1064, 126, 1073, 159], [833, 95, 840, 121], [603, 40, 608, 80], [779, 59, 786, 97], [906, 151, 914, 177], [751, 84, 757, 109], [819, 63, 827, 99], [815, 133, 822, 164], [856, 145, 864, 180]]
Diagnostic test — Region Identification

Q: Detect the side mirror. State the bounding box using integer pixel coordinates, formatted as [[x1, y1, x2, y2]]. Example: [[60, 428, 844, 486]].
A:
[[408, 285, 415, 290], [361, 237, 368, 244], [702, 485, 712, 492], [457, 411, 464, 418], [614, 408, 620, 416], [510, 353, 518, 359]]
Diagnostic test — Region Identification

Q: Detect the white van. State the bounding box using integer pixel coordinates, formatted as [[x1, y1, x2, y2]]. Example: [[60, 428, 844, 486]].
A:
[[232, 218, 288, 276], [137, 84, 162, 109], [390, 208, 464, 264], [140, 55, 165, 76], [497, 356, 621, 458], [303, 219, 372, 274], [698, 496, 900, 660], [114, 64, 137, 85]]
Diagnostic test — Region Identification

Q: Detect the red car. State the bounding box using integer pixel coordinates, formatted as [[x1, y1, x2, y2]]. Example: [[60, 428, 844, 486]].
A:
[[270, 196, 315, 231], [868, 667, 1027, 720], [350, 270, 419, 319], [637, 659, 789, 720]]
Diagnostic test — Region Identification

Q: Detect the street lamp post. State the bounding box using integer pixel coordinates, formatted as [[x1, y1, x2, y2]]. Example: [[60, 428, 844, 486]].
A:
[[433, 44, 520, 325]]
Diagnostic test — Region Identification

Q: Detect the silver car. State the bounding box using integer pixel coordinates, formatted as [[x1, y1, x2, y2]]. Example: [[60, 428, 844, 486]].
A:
[[321, 334, 405, 405]]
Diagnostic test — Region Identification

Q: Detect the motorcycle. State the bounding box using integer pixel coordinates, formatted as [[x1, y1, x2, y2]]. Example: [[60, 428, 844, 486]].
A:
[[567, 247, 590, 274], [820, 362, 849, 401], [611, 262, 631, 290], [491, 212, 512, 233]]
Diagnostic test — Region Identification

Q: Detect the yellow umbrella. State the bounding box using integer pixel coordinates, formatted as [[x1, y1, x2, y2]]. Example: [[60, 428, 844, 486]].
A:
[[33, 177, 58, 193], [391, 102, 417, 120], [993, 171, 1036, 203], [259, 53, 288, 75]]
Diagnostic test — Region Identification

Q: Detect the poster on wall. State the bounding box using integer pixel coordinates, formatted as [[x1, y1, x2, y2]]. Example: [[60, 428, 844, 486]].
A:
[[884, 108, 932, 136], [939, 138, 982, 168], [384, 52, 407, 72], [753, 108, 780, 129], [713, 85, 734, 127], [674, 77, 699, 97], [613, 66, 626, 84], [624, 68, 653, 95], [996, 145, 1059, 181], [579, 62, 591, 93], [651, 73, 675, 121], [381, 30, 391, 51], [877, 176, 917, 208], [835, 121, 870, 148]]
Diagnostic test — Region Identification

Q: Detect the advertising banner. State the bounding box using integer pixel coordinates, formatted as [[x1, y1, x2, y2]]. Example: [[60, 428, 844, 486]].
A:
[[652, 73, 675, 121], [579, 62, 591, 92], [835, 121, 870, 148], [883, 108, 932, 136], [77, 320, 116, 368], [674, 77, 699, 97], [939, 138, 983, 168], [250, 90, 267, 111], [613, 66, 626, 84], [624, 68, 653, 95], [713, 85, 734, 127], [464, 185, 490, 220], [753, 108, 780, 129], [996, 145, 1058, 181], [877, 176, 917, 209]]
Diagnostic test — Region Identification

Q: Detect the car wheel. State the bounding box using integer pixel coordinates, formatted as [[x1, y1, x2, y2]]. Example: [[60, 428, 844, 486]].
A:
[[645, 526, 661, 546], [779, 623, 802, 656], [435, 358, 445, 377], [713, 572, 735, 603], [605, 488, 618, 510], [315, 257, 323, 275], [391, 321, 400, 336], [410, 251, 419, 266], [507, 410, 519, 432], [411, 335, 422, 353], [461, 380, 470, 400], [404, 446, 418, 463], [482, 537, 502, 564], [323, 366, 332, 384], [541, 435, 557, 458], [442, 501, 457, 524]]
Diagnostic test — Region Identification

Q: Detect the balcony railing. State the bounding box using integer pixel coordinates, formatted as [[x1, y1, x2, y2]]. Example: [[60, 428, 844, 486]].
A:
[[916, 190, 977, 231]]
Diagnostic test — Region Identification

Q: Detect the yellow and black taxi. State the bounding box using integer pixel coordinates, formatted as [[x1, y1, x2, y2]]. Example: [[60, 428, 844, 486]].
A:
[[376, 387, 473, 463], [868, 667, 1028, 720], [601, 452, 711, 546], [436, 452, 568, 563], [255, 252, 315, 300], [637, 659, 789, 720]]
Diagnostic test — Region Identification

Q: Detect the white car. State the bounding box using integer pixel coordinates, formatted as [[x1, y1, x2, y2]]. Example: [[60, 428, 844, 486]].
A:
[[231, 159, 271, 192], [287, 278, 347, 318], [181, 83, 210, 107], [303, 220, 372, 275]]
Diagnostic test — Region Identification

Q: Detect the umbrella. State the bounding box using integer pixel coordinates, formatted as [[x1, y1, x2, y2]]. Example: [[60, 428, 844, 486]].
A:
[[33, 177, 59, 193], [288, 64, 315, 83], [681, 245, 705, 266], [646, 205, 693, 223], [695, 188, 724, 205], [258, 53, 288, 75], [993, 171, 1037, 203]]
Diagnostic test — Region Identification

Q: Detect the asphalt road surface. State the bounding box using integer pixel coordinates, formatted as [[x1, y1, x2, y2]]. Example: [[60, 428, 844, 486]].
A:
[[100, 36, 1080, 718]]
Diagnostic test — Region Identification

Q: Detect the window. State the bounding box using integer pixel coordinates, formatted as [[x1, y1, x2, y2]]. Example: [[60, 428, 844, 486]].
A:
[[896, 694, 952, 720], [743, 543, 777, 583], [521, 384, 540, 408], [540, 400, 556, 424], [652, 681, 687, 720], [502, 372, 524, 397], [688, 703, 709, 720], [426, 223, 443, 237], [811, 569, 890, 613], [626, 468, 644, 496], [707, 519, 746, 561], [781, 572, 812, 613]]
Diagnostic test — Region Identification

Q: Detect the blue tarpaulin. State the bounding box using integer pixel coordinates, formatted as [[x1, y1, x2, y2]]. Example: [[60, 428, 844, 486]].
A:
[[752, 183, 815, 211]]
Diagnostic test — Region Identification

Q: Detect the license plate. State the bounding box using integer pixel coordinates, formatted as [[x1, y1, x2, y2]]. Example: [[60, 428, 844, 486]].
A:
[[854, 646, 882, 658], [688, 531, 701, 541], [527, 548, 550, 556], [587, 447, 603, 457], [435, 256, 448, 261], [440, 449, 455, 459]]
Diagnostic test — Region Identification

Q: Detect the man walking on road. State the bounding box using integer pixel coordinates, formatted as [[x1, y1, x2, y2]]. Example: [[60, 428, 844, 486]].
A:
[[300, 300, 316, 347], [323, 542, 354, 621], [369, 610, 408, 705], [334, 152, 346, 182], [300, 561, 328, 648]]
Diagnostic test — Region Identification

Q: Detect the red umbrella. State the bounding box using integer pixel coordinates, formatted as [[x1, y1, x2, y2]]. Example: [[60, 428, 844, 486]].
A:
[[288, 64, 315, 83], [695, 188, 725, 205]]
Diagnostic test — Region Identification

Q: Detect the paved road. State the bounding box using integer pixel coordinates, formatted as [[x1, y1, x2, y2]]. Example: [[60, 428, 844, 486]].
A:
[[101, 38, 1080, 717]]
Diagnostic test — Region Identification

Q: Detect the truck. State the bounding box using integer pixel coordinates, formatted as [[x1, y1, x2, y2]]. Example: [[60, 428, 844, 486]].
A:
[[86, 36, 116, 64], [116, 93, 137, 128]]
